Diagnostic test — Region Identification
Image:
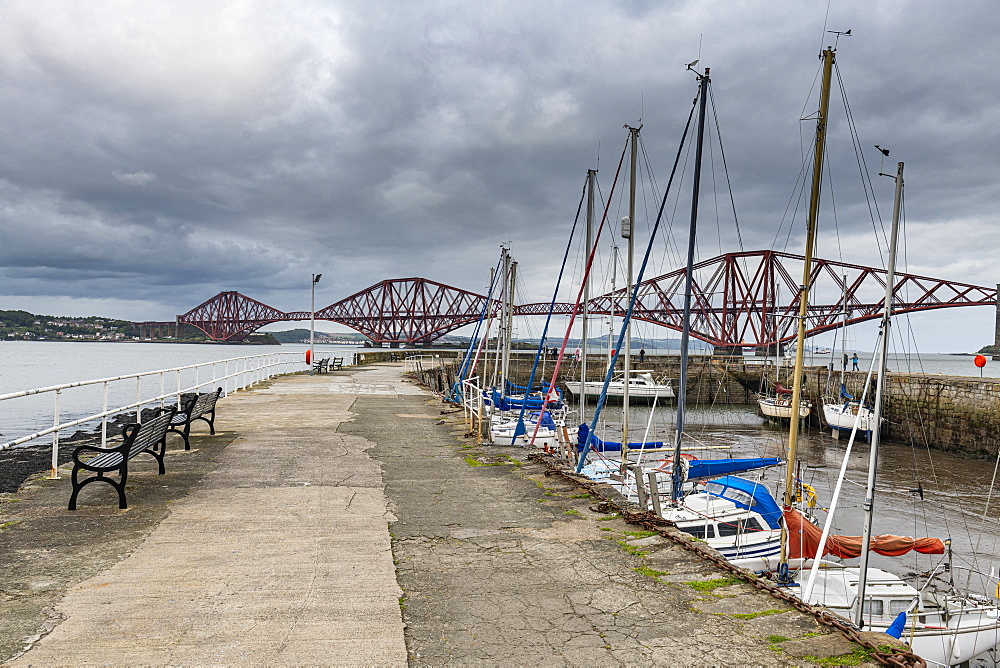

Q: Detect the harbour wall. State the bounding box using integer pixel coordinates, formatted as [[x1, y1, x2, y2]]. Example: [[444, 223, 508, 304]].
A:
[[409, 353, 1000, 458]]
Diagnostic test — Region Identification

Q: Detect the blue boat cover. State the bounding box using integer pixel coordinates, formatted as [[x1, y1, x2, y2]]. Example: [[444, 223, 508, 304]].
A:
[[685, 458, 782, 481], [487, 389, 563, 411], [703, 476, 783, 529], [576, 423, 664, 451], [839, 383, 855, 401]]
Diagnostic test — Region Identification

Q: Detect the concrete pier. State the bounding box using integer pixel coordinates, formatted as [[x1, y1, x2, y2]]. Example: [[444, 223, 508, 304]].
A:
[[0, 364, 892, 665]]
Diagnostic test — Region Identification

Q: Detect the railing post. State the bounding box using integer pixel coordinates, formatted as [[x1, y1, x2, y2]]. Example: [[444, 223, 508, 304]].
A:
[[135, 376, 142, 424], [631, 465, 648, 509], [646, 470, 663, 517], [101, 382, 109, 448], [159, 372, 165, 408], [48, 389, 62, 479], [176, 369, 182, 407]]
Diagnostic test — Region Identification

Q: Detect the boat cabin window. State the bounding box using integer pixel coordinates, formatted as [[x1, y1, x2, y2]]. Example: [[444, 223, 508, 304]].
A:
[[677, 524, 715, 539], [862, 599, 884, 617], [704, 482, 754, 508], [889, 598, 916, 616], [717, 517, 766, 537], [717, 521, 739, 537]]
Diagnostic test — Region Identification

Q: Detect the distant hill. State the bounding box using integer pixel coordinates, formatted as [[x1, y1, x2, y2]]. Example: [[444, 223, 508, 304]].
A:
[[269, 329, 368, 344]]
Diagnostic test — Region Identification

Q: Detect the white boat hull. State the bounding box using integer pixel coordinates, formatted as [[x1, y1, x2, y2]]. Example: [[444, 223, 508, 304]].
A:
[[801, 567, 1000, 666], [489, 419, 577, 447], [758, 396, 811, 419], [823, 401, 878, 434], [580, 378, 675, 400]]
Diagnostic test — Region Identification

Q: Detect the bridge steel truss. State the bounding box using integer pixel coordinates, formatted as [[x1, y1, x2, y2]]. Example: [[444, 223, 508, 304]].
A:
[[177, 251, 996, 346]]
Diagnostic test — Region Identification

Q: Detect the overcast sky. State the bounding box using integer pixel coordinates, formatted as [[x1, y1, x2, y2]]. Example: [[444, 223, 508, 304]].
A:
[[0, 1, 996, 351]]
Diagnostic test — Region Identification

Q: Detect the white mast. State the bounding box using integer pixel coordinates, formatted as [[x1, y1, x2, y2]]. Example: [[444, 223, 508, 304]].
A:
[[855, 160, 904, 625]]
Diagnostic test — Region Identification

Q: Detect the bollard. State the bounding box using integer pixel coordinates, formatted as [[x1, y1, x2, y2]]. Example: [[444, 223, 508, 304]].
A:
[[630, 465, 648, 509], [646, 470, 663, 517]]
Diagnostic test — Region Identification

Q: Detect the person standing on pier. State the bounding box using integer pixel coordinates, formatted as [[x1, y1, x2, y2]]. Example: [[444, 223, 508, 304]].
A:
[[639, 348, 646, 363], [843, 352, 849, 370], [851, 353, 859, 370]]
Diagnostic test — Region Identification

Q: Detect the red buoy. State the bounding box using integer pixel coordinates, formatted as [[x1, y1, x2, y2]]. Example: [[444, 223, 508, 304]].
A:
[[975, 354, 987, 368], [305, 349, 312, 365]]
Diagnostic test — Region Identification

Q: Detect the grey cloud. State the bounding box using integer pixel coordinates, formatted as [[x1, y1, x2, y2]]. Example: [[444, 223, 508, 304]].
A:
[[0, 0, 995, 350]]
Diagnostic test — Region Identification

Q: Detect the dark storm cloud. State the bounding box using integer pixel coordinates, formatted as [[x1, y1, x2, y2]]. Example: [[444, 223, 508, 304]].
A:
[[0, 0, 996, 347]]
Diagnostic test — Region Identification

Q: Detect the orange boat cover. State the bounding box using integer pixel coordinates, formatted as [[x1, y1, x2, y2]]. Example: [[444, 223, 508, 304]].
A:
[[775, 383, 794, 395], [784, 508, 945, 560]]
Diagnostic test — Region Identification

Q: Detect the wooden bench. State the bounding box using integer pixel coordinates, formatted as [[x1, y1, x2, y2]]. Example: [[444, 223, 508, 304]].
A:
[[168, 387, 222, 450], [331, 357, 344, 370], [312, 357, 330, 373], [68, 407, 176, 510]]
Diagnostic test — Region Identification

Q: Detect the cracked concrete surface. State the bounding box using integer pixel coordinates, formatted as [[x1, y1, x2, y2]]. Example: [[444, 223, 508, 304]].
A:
[[340, 373, 864, 666], [0, 364, 874, 666]]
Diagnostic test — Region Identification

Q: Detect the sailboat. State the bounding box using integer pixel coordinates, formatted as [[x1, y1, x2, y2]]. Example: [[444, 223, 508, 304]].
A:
[[578, 370, 675, 402], [767, 45, 1000, 665], [821, 277, 878, 440], [756, 288, 812, 421], [790, 158, 1000, 667], [573, 67, 795, 567], [484, 246, 574, 447]]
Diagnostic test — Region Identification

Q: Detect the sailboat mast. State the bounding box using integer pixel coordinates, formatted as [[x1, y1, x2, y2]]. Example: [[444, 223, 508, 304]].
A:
[[580, 169, 596, 424], [672, 68, 710, 501], [855, 160, 903, 626], [779, 47, 835, 568], [622, 125, 640, 459], [499, 247, 512, 397]]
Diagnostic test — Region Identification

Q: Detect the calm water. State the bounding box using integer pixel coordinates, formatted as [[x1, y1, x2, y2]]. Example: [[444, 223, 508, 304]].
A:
[[0, 340, 361, 444]]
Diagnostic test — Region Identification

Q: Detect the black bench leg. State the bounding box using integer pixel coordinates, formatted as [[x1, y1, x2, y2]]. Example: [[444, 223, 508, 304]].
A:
[[116, 470, 129, 509], [68, 467, 82, 511]]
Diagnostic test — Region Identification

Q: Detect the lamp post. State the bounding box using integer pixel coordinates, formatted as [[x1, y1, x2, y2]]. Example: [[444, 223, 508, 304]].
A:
[[310, 273, 322, 374]]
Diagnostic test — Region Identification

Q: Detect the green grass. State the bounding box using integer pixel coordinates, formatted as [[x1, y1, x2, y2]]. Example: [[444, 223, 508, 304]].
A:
[[599, 527, 614, 532], [684, 575, 743, 591], [634, 565, 669, 579], [563, 509, 581, 516], [617, 540, 649, 557], [464, 456, 506, 467], [569, 493, 592, 499], [766, 635, 791, 644], [731, 609, 785, 620], [595, 514, 621, 521], [621, 530, 658, 539], [0, 521, 20, 531], [800, 647, 875, 666]]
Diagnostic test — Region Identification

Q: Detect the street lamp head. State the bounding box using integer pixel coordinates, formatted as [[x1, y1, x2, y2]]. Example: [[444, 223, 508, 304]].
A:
[[313, 274, 322, 283]]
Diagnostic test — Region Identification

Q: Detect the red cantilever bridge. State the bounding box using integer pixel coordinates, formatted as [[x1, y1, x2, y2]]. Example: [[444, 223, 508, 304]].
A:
[[143, 251, 996, 348]]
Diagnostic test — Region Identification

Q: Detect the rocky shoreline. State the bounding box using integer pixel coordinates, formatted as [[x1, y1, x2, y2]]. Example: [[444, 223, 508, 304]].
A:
[[0, 408, 163, 494]]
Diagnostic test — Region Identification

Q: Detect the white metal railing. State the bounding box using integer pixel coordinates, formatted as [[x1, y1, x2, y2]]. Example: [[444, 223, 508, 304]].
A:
[[405, 354, 443, 373], [0, 352, 306, 477]]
